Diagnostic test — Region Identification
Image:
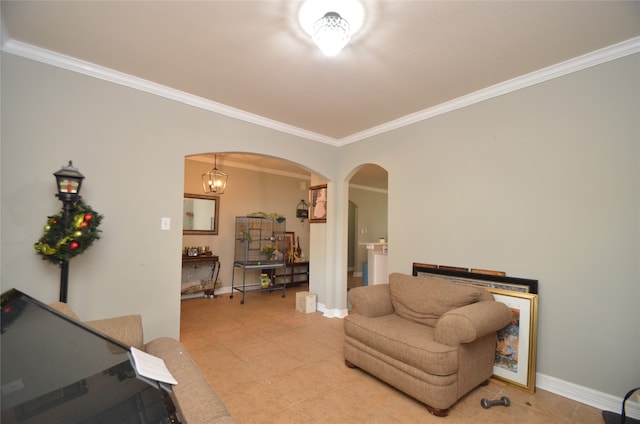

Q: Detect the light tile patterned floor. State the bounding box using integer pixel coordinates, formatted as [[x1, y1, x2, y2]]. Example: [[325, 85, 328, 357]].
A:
[[179, 286, 603, 423]]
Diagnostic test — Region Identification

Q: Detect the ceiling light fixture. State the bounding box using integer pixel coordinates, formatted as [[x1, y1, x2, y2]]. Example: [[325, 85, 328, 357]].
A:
[[202, 154, 228, 194], [312, 12, 350, 56], [299, 0, 364, 57]]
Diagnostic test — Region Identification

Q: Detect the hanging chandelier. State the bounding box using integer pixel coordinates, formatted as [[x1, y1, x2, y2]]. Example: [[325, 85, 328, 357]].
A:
[[202, 155, 228, 194]]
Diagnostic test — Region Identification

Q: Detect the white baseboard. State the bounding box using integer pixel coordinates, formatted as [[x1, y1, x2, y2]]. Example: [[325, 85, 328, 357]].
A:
[[317, 303, 348, 318], [352, 272, 363, 277], [537, 374, 639, 419]]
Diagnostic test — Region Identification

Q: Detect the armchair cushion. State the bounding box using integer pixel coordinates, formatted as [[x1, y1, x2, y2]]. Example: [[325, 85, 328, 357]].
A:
[[86, 315, 145, 350], [49, 301, 81, 320], [345, 313, 458, 376], [348, 283, 394, 317], [389, 272, 492, 326], [49, 302, 144, 350]]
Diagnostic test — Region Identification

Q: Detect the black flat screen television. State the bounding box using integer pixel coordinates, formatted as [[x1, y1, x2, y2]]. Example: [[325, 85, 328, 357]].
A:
[[1, 288, 179, 423]]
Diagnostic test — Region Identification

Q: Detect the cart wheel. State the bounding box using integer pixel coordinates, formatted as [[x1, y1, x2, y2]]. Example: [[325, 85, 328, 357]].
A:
[[230, 294, 234, 299], [240, 300, 245, 305], [282, 293, 286, 298]]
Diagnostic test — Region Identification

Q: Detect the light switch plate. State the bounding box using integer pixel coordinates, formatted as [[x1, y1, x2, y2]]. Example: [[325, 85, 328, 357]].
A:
[[161, 217, 171, 230]]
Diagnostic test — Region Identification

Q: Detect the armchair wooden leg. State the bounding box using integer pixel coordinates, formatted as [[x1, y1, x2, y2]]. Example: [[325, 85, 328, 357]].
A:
[[344, 359, 357, 368], [425, 404, 449, 417]]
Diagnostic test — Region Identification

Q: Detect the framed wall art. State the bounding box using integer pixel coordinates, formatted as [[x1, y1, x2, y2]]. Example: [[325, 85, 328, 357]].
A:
[[489, 288, 539, 393], [411, 262, 539, 392], [309, 184, 327, 223]]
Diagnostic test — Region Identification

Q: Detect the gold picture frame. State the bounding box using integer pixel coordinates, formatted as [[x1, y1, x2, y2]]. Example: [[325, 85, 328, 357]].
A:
[[489, 288, 539, 393]]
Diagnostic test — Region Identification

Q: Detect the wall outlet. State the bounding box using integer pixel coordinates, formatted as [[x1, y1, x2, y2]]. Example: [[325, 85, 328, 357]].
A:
[[161, 217, 171, 230]]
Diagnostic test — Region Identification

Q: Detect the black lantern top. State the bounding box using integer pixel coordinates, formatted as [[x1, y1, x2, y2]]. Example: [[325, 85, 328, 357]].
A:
[[296, 199, 309, 221], [54, 161, 84, 202]]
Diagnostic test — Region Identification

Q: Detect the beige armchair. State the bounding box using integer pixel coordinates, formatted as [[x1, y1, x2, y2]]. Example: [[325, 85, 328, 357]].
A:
[[344, 273, 512, 417]]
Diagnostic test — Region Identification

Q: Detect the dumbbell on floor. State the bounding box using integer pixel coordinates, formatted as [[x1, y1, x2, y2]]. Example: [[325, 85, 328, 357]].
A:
[[480, 396, 510, 409]]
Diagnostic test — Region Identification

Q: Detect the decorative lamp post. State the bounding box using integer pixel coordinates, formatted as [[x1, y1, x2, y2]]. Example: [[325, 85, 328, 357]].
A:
[[53, 161, 84, 302], [54, 161, 84, 203], [34, 162, 103, 303]]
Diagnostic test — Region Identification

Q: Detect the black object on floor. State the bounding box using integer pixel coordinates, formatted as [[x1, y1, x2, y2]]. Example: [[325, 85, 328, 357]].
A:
[[602, 388, 640, 424], [480, 396, 510, 409]]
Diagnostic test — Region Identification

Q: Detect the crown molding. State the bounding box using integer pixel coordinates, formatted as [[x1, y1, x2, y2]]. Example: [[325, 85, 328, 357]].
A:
[[1, 39, 339, 147], [338, 36, 640, 146], [3, 36, 639, 148]]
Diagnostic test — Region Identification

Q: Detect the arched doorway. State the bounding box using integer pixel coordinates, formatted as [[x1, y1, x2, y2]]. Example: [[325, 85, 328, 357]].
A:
[[182, 153, 316, 300], [346, 164, 388, 292]]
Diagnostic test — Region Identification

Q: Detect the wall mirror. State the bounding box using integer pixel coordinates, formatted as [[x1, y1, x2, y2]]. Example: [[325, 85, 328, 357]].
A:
[[183, 194, 219, 235]]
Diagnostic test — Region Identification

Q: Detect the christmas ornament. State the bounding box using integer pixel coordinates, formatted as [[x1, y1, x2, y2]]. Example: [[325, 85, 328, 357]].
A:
[[34, 201, 103, 264]]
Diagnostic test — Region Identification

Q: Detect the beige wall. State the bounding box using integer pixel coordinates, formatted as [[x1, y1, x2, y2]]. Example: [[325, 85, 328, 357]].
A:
[[0, 54, 336, 342], [1, 51, 639, 401], [338, 53, 640, 397]]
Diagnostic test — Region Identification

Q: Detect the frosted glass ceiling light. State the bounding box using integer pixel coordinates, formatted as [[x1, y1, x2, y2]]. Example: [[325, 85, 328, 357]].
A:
[[299, 0, 364, 57], [313, 12, 350, 56]]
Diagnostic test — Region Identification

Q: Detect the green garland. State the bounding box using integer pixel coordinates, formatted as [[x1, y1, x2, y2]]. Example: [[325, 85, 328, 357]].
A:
[[34, 201, 103, 265]]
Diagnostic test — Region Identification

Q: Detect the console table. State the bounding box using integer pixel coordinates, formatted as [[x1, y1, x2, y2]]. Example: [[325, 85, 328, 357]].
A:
[[181, 255, 219, 298], [182, 255, 219, 265]]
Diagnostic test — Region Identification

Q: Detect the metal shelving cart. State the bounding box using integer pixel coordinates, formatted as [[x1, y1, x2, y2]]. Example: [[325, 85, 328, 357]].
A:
[[231, 215, 286, 304]]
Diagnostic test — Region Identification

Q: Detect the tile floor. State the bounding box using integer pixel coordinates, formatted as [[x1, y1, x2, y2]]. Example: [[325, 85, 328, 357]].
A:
[[180, 286, 604, 423]]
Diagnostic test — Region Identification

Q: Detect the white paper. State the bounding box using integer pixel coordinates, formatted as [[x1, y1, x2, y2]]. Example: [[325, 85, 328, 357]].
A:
[[130, 347, 178, 385]]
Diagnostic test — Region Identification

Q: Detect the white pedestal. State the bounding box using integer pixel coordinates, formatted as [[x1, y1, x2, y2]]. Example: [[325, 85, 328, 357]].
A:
[[363, 243, 388, 285]]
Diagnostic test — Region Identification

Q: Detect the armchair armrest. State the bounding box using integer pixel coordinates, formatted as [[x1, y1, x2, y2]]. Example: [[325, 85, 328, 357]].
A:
[[348, 284, 394, 317], [434, 300, 512, 346], [86, 315, 144, 350]]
